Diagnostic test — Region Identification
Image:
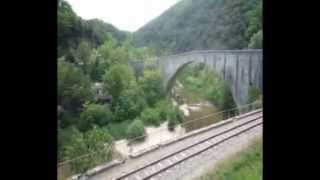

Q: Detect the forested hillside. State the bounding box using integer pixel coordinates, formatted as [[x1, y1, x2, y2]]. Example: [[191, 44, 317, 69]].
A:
[[133, 0, 262, 55], [58, 0, 129, 58], [58, 0, 182, 175]]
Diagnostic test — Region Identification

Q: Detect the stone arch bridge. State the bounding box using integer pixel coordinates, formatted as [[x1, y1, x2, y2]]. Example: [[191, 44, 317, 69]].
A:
[[129, 49, 262, 107]]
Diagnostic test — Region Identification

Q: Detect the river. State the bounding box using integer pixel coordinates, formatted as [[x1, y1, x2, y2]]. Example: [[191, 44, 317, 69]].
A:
[[172, 80, 223, 132], [114, 81, 223, 158], [174, 99, 222, 133]]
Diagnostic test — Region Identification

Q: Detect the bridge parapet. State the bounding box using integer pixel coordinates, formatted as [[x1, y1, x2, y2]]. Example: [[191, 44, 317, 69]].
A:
[[156, 49, 262, 61]]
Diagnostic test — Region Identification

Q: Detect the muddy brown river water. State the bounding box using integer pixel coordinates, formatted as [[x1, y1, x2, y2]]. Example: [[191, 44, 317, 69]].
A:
[[179, 101, 223, 133]]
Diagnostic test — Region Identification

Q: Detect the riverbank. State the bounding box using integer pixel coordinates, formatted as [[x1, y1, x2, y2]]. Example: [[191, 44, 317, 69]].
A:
[[115, 121, 185, 157], [114, 100, 222, 157]]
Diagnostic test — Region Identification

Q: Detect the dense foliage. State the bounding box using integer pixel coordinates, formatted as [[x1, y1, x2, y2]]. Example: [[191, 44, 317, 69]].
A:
[[138, 70, 165, 106], [78, 103, 113, 131], [175, 64, 236, 110], [58, 2, 174, 173], [103, 63, 135, 105], [133, 0, 262, 55], [58, 0, 129, 58], [58, 60, 92, 120], [59, 126, 114, 172], [167, 107, 184, 131], [126, 119, 146, 140]]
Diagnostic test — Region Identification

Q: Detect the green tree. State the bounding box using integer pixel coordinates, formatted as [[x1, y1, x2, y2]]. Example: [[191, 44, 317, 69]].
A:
[[86, 49, 105, 81], [103, 64, 135, 105], [126, 119, 146, 140], [58, 126, 79, 161], [167, 107, 184, 131], [139, 70, 165, 106], [168, 108, 183, 131], [63, 126, 114, 173], [248, 30, 262, 49], [168, 115, 178, 131], [98, 39, 129, 69], [113, 84, 146, 122], [84, 126, 114, 152], [58, 0, 129, 58], [112, 46, 130, 64], [58, 60, 92, 113], [97, 40, 116, 68], [246, 1, 262, 41], [155, 100, 171, 121], [78, 103, 113, 132], [62, 128, 87, 172], [59, 111, 79, 129], [72, 41, 92, 74], [58, 0, 78, 56], [140, 107, 161, 126], [248, 85, 261, 103]]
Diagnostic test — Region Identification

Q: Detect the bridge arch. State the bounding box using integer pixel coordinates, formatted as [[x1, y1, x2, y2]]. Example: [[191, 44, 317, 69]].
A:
[[156, 50, 262, 107]]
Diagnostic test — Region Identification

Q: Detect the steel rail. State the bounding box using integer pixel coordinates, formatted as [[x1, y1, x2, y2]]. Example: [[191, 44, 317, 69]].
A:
[[114, 113, 262, 180]]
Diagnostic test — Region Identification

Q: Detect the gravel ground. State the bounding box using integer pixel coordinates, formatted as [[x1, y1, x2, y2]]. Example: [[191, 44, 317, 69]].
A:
[[88, 110, 262, 180], [154, 122, 262, 180]]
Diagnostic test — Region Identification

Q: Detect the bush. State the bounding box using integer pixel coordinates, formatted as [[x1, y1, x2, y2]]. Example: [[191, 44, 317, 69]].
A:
[[139, 70, 165, 106], [248, 30, 262, 49], [62, 126, 114, 173], [78, 103, 113, 132], [59, 110, 78, 128], [140, 107, 161, 126], [107, 120, 130, 140], [167, 107, 184, 131], [155, 100, 171, 121], [113, 84, 146, 122], [248, 85, 261, 104], [58, 60, 93, 113], [126, 119, 146, 140], [102, 63, 136, 105], [168, 116, 178, 131]]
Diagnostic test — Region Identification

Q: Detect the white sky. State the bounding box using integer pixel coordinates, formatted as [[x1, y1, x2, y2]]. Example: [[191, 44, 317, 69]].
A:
[[66, 0, 181, 32]]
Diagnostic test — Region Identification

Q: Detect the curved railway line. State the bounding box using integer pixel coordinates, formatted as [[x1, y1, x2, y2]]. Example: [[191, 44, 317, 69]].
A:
[[112, 110, 263, 180]]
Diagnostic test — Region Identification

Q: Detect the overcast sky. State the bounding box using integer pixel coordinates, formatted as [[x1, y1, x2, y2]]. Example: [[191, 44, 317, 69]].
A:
[[66, 0, 180, 32]]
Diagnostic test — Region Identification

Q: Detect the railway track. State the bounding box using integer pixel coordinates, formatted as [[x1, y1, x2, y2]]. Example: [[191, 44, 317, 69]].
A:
[[113, 112, 263, 180]]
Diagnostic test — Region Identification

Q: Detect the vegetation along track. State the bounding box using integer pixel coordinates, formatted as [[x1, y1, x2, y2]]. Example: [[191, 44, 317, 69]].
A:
[[114, 112, 263, 180]]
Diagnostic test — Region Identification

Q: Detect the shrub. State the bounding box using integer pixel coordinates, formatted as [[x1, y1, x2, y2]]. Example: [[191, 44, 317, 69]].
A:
[[168, 116, 178, 131], [107, 120, 130, 140], [113, 84, 146, 122], [248, 30, 262, 49], [138, 70, 165, 106], [102, 63, 136, 105], [167, 107, 184, 131], [155, 100, 171, 121], [140, 107, 161, 126], [59, 110, 78, 128], [78, 103, 113, 132], [248, 85, 261, 104], [62, 126, 114, 173], [126, 119, 146, 141]]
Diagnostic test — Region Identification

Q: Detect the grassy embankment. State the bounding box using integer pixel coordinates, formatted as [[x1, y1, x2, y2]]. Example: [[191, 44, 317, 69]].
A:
[[200, 138, 262, 180]]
